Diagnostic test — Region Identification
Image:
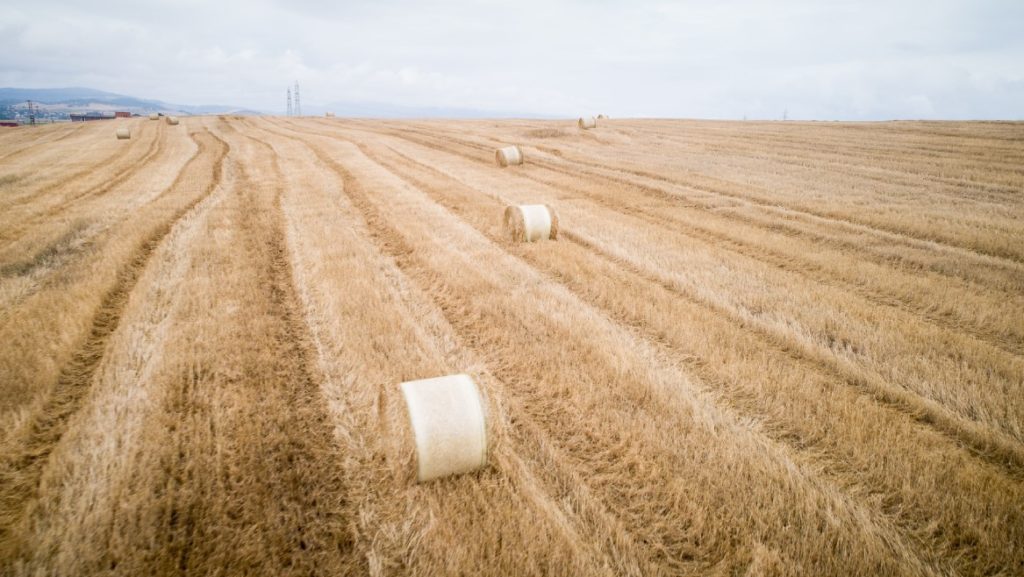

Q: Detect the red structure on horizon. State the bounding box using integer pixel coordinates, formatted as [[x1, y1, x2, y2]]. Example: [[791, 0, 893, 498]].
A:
[[114, 111, 131, 118]]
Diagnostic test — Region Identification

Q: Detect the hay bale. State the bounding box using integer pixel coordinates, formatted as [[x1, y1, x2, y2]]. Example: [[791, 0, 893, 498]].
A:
[[495, 145, 524, 167], [578, 116, 597, 129], [115, 128, 131, 140], [166, 116, 179, 126], [325, 112, 335, 118], [149, 113, 159, 120], [386, 374, 489, 483], [503, 204, 559, 242]]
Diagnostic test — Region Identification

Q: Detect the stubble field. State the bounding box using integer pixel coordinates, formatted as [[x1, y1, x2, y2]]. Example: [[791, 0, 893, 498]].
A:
[[0, 115, 1022, 576]]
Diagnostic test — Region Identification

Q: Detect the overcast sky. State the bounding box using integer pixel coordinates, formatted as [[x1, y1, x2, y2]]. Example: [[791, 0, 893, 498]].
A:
[[1, 0, 1022, 119]]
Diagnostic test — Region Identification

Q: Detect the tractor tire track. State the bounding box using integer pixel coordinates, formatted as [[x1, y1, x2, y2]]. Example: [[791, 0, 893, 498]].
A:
[[534, 139, 1024, 263], [282, 121, 1024, 463], [374, 121, 1024, 266], [240, 119, 670, 576], [0, 128, 228, 559], [0, 124, 89, 164], [484, 126, 1024, 294], [379, 130, 1024, 357], [321, 120, 1024, 296], [636, 126, 1024, 200], [0, 123, 166, 250], [352, 122, 1024, 349], [0, 122, 157, 217], [164, 118, 359, 574], [271, 124, 940, 577], [623, 121, 1024, 182], [331, 127, 1024, 478], [344, 136, 1023, 575], [566, 224, 1024, 474], [256, 119, 744, 573], [525, 160, 1024, 356]]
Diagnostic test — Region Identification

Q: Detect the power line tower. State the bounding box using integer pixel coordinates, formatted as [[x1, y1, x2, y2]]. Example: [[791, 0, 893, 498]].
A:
[[26, 100, 38, 125], [294, 81, 301, 116], [286, 87, 293, 116]]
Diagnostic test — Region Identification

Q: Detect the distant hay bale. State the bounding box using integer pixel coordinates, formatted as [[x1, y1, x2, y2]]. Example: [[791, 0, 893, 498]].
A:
[[578, 116, 597, 129], [325, 112, 335, 117], [504, 204, 559, 242], [115, 128, 131, 140], [149, 113, 159, 120], [495, 145, 524, 167], [384, 374, 489, 483], [166, 116, 179, 126]]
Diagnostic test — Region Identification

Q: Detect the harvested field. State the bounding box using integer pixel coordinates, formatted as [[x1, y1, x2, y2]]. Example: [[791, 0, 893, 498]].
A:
[[1, 116, 1022, 576]]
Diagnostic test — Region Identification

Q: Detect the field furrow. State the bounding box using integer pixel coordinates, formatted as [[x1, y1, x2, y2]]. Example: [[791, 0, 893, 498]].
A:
[[0, 121, 158, 217], [0, 125, 227, 564], [0, 123, 89, 164], [270, 123, 948, 576], [355, 122, 1024, 298], [323, 126, 1024, 575], [639, 125, 1024, 199], [0, 125, 195, 318], [404, 121, 1024, 270], [395, 120, 1024, 263], [1, 116, 1020, 577], [354, 123, 1024, 354], [297, 121, 1024, 462], [0, 126, 224, 433], [0, 123, 166, 250], [234, 119, 637, 575]]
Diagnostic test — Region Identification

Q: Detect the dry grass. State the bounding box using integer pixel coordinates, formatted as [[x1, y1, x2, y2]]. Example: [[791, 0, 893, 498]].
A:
[[0, 116, 1022, 576]]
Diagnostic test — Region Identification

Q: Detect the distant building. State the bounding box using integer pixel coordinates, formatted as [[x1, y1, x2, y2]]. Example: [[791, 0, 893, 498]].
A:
[[70, 113, 113, 122], [114, 111, 131, 118]]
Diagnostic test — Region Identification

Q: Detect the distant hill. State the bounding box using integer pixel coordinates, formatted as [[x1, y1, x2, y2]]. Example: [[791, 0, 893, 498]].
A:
[[0, 87, 262, 119], [0, 86, 559, 120]]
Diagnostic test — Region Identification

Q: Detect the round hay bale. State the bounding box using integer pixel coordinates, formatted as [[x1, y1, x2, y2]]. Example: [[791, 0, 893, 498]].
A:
[[495, 145, 524, 167], [384, 374, 490, 483], [115, 128, 131, 140], [325, 112, 336, 118], [578, 116, 597, 129], [149, 113, 159, 120], [166, 116, 179, 126], [503, 204, 559, 242]]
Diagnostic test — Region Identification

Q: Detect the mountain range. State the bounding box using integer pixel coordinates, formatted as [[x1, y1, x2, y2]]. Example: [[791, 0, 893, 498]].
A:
[[0, 87, 261, 118], [0, 87, 557, 120]]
